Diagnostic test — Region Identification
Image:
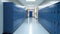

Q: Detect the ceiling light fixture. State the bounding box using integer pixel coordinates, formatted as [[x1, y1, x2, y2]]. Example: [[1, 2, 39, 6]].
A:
[[26, 0, 36, 2]]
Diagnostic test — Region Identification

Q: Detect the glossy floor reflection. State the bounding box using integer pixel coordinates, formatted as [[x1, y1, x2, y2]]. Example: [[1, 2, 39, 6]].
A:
[[13, 18, 50, 34]]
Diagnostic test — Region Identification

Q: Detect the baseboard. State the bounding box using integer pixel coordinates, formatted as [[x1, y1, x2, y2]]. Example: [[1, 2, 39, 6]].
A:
[[3, 33, 13, 34]]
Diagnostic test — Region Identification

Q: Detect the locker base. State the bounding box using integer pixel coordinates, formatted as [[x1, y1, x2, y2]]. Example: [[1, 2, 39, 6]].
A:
[[3, 33, 13, 34]]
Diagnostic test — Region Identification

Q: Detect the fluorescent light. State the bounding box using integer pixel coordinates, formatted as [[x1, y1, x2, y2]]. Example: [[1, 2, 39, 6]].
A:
[[15, 5, 25, 8], [26, 0, 35, 2]]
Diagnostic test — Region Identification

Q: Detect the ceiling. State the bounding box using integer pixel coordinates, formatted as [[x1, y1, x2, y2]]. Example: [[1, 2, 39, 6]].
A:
[[3, 0, 60, 6], [18, 0, 44, 6], [11, 0, 60, 6]]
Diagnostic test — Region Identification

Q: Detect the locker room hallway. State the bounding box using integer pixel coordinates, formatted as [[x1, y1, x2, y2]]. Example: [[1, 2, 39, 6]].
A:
[[13, 18, 49, 34], [1, 0, 60, 34]]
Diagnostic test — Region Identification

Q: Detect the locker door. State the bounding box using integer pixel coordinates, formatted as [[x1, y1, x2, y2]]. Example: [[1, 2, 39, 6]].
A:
[[29, 11, 32, 17]]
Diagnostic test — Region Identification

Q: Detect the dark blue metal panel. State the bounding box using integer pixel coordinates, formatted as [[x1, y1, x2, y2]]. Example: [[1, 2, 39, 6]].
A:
[[56, 2, 60, 34], [29, 11, 32, 17], [3, 2, 14, 33]]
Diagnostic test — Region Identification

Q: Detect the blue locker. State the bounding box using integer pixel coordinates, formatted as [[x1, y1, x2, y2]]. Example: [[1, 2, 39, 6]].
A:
[[13, 6, 26, 32], [57, 2, 60, 34], [3, 2, 26, 33], [3, 2, 14, 33], [38, 2, 60, 34]]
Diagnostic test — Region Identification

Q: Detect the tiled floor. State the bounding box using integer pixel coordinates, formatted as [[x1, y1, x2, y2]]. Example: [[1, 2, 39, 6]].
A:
[[13, 18, 49, 34]]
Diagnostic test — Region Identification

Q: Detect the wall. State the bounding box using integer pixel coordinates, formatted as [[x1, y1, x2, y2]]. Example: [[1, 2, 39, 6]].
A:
[[0, 1, 3, 34]]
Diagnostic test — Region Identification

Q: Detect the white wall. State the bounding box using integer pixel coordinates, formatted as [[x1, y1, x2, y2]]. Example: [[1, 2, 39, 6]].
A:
[[0, 1, 3, 34]]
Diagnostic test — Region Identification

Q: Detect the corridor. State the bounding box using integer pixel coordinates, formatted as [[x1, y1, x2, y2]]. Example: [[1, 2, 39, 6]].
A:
[[1, 0, 60, 34]]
